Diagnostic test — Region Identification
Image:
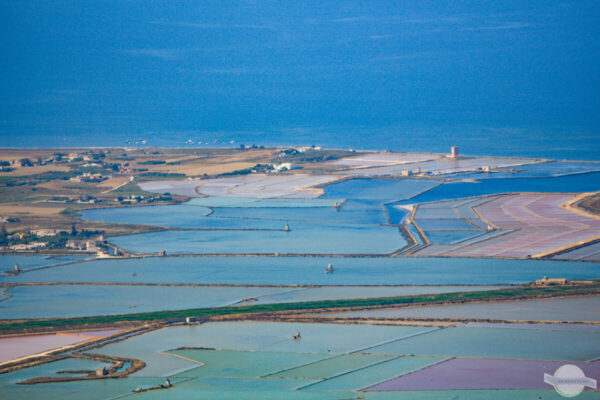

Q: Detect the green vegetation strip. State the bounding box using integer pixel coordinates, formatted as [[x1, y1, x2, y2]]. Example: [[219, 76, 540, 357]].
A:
[[1, 285, 599, 332]]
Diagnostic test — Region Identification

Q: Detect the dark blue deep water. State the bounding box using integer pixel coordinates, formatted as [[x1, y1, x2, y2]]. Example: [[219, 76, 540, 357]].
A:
[[399, 172, 600, 204], [1, 1, 599, 160]]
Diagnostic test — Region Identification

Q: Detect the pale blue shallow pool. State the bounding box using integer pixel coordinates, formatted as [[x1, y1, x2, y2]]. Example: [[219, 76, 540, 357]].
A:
[[2, 256, 599, 285], [109, 222, 405, 255], [0, 255, 87, 272], [0, 284, 506, 319]]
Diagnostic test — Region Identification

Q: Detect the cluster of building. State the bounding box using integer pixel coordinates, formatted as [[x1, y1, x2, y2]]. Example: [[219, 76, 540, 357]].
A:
[[2, 230, 107, 253], [275, 146, 322, 158], [70, 172, 107, 183], [271, 162, 295, 172], [65, 236, 105, 251], [535, 276, 567, 286], [9, 242, 48, 251]]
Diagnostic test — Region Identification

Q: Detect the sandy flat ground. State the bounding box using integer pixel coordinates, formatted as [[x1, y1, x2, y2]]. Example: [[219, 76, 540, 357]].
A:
[[339, 156, 536, 176], [140, 173, 341, 198], [331, 152, 440, 168], [196, 174, 341, 198]]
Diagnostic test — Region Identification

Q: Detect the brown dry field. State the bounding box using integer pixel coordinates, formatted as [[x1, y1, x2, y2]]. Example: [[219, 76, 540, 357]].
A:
[[218, 149, 276, 162], [129, 149, 277, 176], [578, 192, 600, 215], [0, 164, 71, 177], [0, 204, 65, 217], [0, 150, 54, 160], [94, 176, 131, 190], [0, 147, 348, 239], [140, 161, 255, 176]]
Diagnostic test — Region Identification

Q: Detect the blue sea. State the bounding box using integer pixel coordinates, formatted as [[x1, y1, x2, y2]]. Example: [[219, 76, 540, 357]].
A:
[[1, 1, 599, 160]]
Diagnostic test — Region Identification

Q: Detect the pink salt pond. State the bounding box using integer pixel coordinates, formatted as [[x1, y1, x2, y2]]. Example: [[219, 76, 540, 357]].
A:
[[364, 358, 600, 391], [0, 329, 123, 363]]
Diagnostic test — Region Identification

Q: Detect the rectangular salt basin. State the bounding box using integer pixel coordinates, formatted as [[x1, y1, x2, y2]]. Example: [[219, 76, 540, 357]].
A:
[[326, 296, 600, 322], [3, 256, 600, 285], [0, 334, 90, 362], [331, 153, 439, 167], [341, 157, 534, 176], [301, 355, 449, 391], [365, 358, 600, 391], [554, 242, 600, 261], [365, 326, 600, 361]]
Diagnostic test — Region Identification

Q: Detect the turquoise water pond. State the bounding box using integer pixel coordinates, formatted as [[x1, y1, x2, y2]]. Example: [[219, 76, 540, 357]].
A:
[[96, 322, 432, 377], [4, 321, 600, 399]]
